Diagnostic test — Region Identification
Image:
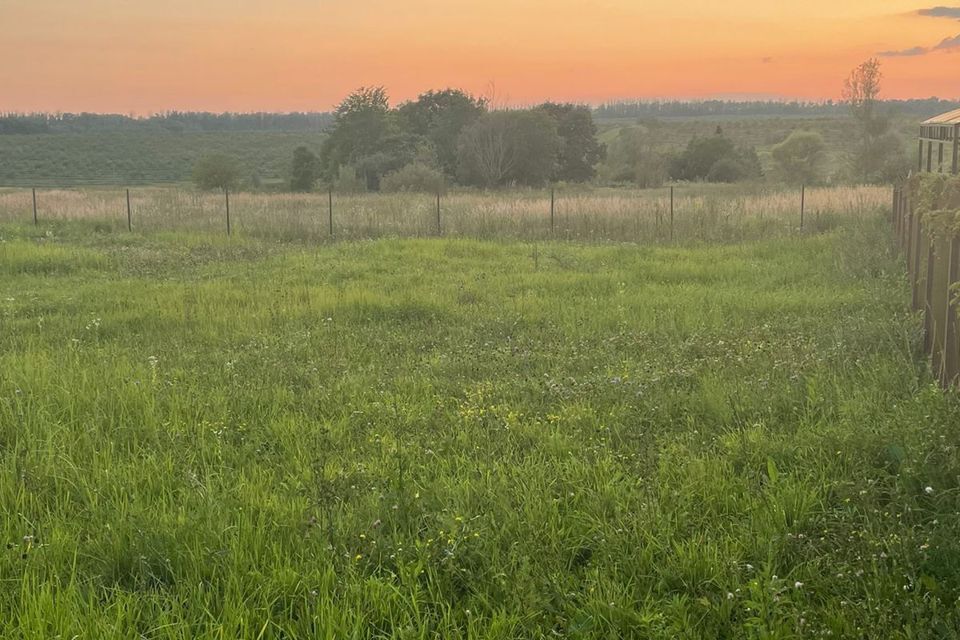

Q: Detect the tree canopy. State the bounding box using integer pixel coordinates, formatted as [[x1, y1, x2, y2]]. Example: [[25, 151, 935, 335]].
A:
[[192, 154, 241, 191]]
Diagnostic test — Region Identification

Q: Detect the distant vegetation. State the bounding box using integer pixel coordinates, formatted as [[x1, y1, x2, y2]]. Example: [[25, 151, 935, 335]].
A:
[[316, 87, 603, 192], [593, 96, 960, 120], [0, 111, 332, 135], [0, 63, 951, 190]]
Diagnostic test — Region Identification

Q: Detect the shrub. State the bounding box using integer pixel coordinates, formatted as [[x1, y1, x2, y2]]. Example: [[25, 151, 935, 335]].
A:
[[290, 146, 319, 192], [706, 157, 748, 183], [192, 154, 241, 191], [333, 165, 366, 193], [771, 131, 827, 185], [380, 163, 447, 194]]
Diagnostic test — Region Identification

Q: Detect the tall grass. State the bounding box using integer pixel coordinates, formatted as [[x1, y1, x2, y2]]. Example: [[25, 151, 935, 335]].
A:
[[1, 212, 959, 637], [0, 184, 888, 243]]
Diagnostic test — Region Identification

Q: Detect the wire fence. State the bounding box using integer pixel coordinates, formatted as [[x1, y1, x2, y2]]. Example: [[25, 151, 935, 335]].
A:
[[0, 183, 889, 244]]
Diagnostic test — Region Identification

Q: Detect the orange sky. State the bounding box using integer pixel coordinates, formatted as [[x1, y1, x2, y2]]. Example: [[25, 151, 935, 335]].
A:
[[1, 0, 958, 113]]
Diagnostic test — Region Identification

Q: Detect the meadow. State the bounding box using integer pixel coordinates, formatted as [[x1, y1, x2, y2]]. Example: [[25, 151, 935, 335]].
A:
[[0, 131, 327, 188], [0, 184, 888, 244], [2, 192, 960, 638]]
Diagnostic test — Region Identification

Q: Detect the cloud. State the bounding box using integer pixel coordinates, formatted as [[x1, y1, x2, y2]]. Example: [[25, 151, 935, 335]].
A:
[[761, 56, 773, 64], [879, 32, 960, 56], [879, 45, 929, 56], [918, 6, 960, 18], [933, 33, 960, 49]]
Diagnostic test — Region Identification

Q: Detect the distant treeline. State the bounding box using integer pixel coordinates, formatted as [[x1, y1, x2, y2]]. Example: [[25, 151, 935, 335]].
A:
[[595, 98, 960, 120], [3, 98, 958, 137], [0, 112, 334, 135]]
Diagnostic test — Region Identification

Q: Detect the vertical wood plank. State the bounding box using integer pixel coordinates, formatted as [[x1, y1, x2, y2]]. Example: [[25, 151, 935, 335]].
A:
[[944, 236, 960, 388]]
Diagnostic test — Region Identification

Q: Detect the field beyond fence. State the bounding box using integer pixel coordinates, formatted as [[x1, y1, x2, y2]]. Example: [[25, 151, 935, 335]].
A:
[[0, 184, 888, 243]]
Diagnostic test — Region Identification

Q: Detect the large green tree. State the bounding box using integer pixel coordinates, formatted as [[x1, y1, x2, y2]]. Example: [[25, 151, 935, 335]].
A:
[[600, 126, 668, 187], [536, 103, 605, 182], [670, 134, 761, 183], [842, 59, 908, 182], [320, 87, 395, 189], [192, 154, 241, 191], [771, 131, 827, 185], [290, 146, 319, 192], [456, 110, 561, 188], [396, 89, 487, 177]]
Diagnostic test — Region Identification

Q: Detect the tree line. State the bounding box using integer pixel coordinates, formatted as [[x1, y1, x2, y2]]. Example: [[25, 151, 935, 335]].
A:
[[0, 112, 333, 135], [5, 95, 955, 136], [594, 97, 960, 120]]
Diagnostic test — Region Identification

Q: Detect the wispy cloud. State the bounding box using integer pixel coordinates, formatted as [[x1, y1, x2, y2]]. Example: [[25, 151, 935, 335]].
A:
[[879, 45, 929, 56], [918, 6, 960, 18], [879, 32, 960, 56], [934, 33, 960, 48]]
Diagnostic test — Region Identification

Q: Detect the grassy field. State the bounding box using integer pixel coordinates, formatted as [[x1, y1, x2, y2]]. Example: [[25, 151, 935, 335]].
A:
[[0, 184, 888, 244], [2, 200, 960, 638], [0, 131, 326, 188]]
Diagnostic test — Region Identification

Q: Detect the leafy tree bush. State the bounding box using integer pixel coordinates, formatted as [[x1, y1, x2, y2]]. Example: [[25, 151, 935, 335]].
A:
[[192, 154, 241, 191], [670, 135, 761, 183], [290, 146, 319, 192], [599, 126, 669, 187], [380, 163, 447, 193], [396, 90, 487, 177], [706, 157, 749, 183], [842, 59, 907, 183], [771, 131, 827, 185], [333, 165, 366, 193], [536, 103, 605, 182], [320, 87, 396, 184], [456, 110, 561, 187]]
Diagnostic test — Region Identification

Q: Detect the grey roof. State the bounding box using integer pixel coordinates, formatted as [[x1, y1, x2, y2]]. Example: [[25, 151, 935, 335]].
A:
[[923, 109, 960, 125]]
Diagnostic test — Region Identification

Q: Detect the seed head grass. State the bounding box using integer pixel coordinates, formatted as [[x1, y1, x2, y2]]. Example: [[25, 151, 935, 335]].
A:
[[0, 199, 958, 638]]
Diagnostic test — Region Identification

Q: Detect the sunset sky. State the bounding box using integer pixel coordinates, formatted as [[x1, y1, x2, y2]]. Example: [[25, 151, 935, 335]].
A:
[[1, 0, 959, 114]]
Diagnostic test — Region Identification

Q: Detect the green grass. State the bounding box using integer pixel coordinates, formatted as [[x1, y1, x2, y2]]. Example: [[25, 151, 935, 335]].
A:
[[1, 214, 959, 638]]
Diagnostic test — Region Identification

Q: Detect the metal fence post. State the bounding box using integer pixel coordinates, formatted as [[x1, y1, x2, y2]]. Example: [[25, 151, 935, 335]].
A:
[[328, 188, 334, 236], [800, 184, 805, 230], [126, 188, 132, 231], [32, 188, 37, 225], [550, 187, 555, 233], [225, 187, 231, 236], [669, 186, 674, 242]]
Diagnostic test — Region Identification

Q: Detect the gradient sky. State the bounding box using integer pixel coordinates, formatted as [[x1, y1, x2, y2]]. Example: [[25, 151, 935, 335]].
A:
[[1, 0, 959, 113]]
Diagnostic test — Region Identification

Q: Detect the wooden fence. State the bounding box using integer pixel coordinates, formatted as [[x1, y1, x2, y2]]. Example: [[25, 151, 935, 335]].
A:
[[892, 183, 960, 389]]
